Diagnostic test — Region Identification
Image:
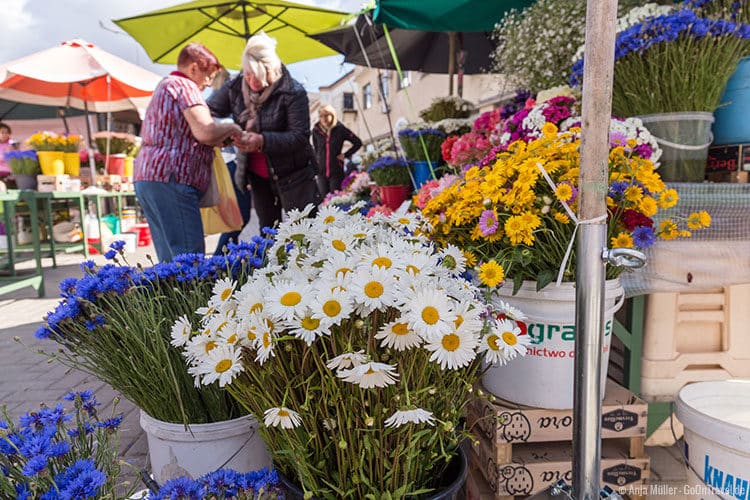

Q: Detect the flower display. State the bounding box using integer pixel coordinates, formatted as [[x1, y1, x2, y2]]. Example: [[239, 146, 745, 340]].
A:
[[3, 150, 39, 176], [397, 126, 446, 163], [62, 134, 82, 153], [419, 95, 474, 121], [321, 170, 374, 214], [0, 391, 134, 499], [93, 131, 141, 157], [173, 206, 528, 498], [414, 174, 459, 210], [145, 468, 282, 499], [367, 156, 412, 186], [498, 95, 579, 147], [571, 2, 750, 115], [26, 131, 66, 152], [37, 238, 273, 425], [420, 123, 710, 290]]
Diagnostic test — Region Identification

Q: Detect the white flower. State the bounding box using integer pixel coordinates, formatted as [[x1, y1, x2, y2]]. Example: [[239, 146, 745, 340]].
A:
[[285, 309, 331, 345], [360, 243, 400, 271], [494, 300, 528, 322], [478, 320, 516, 365], [196, 344, 243, 387], [399, 250, 438, 279], [215, 319, 241, 346], [185, 332, 221, 363], [265, 280, 311, 321], [317, 205, 347, 226], [375, 320, 422, 351], [384, 408, 435, 428], [255, 329, 276, 365], [387, 212, 422, 233], [321, 227, 357, 254], [337, 362, 399, 388], [284, 204, 315, 223], [210, 277, 237, 304], [438, 245, 466, 275], [263, 407, 302, 429], [235, 282, 267, 316], [424, 328, 479, 370], [236, 314, 262, 347], [326, 350, 367, 371], [170, 315, 193, 347], [493, 318, 531, 359], [318, 252, 357, 285], [452, 302, 484, 335], [404, 289, 458, 341], [350, 266, 397, 314], [310, 287, 353, 326]]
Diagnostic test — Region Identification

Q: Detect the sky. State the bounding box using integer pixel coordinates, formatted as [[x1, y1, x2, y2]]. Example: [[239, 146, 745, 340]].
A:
[[0, 0, 364, 91]]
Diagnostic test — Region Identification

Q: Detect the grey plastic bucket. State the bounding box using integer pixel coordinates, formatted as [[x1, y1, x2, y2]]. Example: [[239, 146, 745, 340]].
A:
[[639, 112, 714, 182]]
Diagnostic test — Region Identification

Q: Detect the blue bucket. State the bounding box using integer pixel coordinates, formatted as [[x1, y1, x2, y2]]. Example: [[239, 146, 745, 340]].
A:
[[713, 57, 750, 145], [411, 160, 434, 189]]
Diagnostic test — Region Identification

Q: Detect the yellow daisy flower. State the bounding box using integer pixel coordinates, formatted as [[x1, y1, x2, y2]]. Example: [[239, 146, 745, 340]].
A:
[[553, 212, 571, 225], [610, 232, 634, 248], [639, 197, 658, 217], [658, 219, 679, 240], [658, 189, 679, 209], [478, 260, 505, 287]]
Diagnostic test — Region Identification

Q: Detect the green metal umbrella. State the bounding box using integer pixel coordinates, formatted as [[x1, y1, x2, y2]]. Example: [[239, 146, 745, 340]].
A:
[[113, 0, 349, 69], [372, 0, 533, 32]]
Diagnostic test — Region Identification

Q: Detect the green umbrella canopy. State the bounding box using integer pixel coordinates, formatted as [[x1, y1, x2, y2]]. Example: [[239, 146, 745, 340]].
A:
[[372, 0, 533, 32], [114, 0, 349, 69]]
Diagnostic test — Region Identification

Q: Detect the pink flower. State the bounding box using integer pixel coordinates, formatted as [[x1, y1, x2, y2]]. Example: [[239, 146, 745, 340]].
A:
[[367, 205, 393, 217], [478, 209, 499, 235]]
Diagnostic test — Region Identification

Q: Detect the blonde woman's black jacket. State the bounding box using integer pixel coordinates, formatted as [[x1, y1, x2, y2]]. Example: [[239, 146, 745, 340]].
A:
[[207, 66, 320, 211]]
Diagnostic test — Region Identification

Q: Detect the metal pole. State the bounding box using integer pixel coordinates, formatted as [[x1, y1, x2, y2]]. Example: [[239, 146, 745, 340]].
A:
[[573, 0, 618, 498]]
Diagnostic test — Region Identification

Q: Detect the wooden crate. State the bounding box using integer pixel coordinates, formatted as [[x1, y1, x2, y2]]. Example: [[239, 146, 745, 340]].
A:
[[37, 174, 70, 192], [80, 174, 122, 190], [469, 437, 649, 499], [468, 379, 647, 448]]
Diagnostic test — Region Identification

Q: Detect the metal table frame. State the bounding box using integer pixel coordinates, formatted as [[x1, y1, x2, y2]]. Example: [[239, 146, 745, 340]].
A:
[[0, 190, 44, 297]]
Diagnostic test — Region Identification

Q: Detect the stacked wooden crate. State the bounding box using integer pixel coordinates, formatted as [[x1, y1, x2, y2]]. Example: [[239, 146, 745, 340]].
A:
[[466, 379, 650, 499]]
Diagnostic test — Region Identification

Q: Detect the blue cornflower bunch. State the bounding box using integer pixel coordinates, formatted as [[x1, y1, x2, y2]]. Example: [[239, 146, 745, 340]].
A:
[[3, 150, 39, 176], [147, 468, 282, 499], [35, 236, 274, 425], [570, 1, 750, 115], [366, 156, 412, 186], [397, 127, 446, 164], [0, 390, 133, 500]]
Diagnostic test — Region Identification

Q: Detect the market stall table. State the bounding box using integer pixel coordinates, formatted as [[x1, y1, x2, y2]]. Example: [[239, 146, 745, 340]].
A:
[[0, 190, 44, 297]]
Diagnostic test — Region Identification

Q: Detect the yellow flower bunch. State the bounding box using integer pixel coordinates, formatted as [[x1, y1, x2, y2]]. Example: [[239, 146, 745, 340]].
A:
[[26, 131, 66, 152], [421, 124, 710, 289]]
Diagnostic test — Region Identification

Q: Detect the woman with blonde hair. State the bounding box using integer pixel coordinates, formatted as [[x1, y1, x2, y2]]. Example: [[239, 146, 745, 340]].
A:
[[208, 32, 320, 231], [312, 104, 362, 194]]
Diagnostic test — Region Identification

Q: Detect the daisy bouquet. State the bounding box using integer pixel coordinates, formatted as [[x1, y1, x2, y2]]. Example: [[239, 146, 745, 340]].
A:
[[36, 238, 272, 425], [420, 123, 711, 292], [173, 205, 529, 498], [0, 390, 135, 499]]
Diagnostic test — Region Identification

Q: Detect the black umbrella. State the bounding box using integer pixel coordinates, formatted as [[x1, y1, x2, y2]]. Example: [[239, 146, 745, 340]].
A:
[[309, 13, 494, 88]]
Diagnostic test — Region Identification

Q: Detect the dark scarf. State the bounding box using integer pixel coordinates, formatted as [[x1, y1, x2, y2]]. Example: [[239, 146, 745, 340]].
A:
[[238, 76, 280, 132]]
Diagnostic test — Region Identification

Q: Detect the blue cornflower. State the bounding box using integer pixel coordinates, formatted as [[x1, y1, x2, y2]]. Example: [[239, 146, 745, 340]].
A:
[[38, 404, 71, 427], [58, 277, 78, 297], [84, 315, 106, 331], [66, 422, 94, 438], [608, 181, 629, 198], [109, 240, 126, 251], [633, 226, 656, 248], [261, 226, 278, 236], [21, 454, 48, 477], [79, 260, 95, 272], [59, 466, 106, 500], [199, 469, 240, 497], [103, 249, 117, 260], [0, 431, 21, 456], [15, 483, 32, 500], [155, 476, 205, 500], [63, 390, 94, 403], [35, 325, 53, 340], [95, 415, 123, 431]]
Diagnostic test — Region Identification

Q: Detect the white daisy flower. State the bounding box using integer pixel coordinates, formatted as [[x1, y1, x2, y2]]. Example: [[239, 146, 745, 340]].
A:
[[236, 314, 263, 348], [337, 361, 399, 388], [400, 250, 438, 278], [263, 407, 302, 429], [185, 332, 221, 363], [286, 309, 332, 345], [384, 408, 435, 428], [387, 212, 422, 233], [235, 281, 268, 316], [210, 277, 237, 304], [350, 266, 397, 314], [216, 319, 241, 346], [493, 318, 531, 359], [318, 252, 357, 283], [285, 204, 315, 223], [478, 325, 514, 366], [452, 301, 484, 335], [170, 315, 193, 347], [404, 290, 458, 341], [207, 311, 236, 337], [310, 287, 353, 326], [273, 218, 315, 247], [321, 227, 357, 254], [424, 329, 479, 370], [197, 344, 243, 387], [265, 280, 311, 321], [317, 205, 346, 226], [255, 329, 276, 365], [360, 243, 400, 271], [495, 300, 528, 322], [375, 320, 422, 351], [438, 245, 467, 275], [326, 350, 367, 371]]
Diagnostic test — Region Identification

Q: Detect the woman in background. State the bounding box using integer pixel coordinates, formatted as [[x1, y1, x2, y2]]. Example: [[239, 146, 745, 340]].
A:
[[312, 105, 362, 194], [135, 43, 241, 262]]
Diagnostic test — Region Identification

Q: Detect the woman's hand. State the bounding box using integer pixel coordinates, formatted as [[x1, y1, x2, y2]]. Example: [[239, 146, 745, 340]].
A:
[[234, 132, 264, 153]]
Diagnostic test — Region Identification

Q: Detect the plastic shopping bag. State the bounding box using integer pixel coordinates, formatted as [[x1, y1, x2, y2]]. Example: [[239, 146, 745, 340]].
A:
[[201, 149, 243, 235]]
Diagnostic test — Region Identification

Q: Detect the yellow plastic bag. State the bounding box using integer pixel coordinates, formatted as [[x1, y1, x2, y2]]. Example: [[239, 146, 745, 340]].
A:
[[201, 149, 244, 235]]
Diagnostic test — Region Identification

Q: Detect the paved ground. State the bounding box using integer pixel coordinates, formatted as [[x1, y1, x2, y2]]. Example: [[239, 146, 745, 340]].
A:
[[0, 233, 690, 498]]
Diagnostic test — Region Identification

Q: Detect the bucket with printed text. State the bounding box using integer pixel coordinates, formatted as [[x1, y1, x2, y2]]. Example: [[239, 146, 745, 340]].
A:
[[482, 279, 625, 410], [675, 380, 750, 499]]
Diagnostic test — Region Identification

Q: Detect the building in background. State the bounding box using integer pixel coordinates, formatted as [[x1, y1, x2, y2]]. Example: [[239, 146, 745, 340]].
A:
[[311, 66, 508, 146]]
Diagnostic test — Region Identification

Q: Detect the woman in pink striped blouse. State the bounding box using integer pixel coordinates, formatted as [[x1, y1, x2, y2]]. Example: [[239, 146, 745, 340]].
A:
[[135, 43, 242, 262]]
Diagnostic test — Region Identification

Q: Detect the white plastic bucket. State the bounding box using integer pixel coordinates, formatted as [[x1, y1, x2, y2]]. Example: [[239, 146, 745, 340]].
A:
[[675, 380, 750, 499], [139, 411, 271, 484], [482, 279, 625, 409]]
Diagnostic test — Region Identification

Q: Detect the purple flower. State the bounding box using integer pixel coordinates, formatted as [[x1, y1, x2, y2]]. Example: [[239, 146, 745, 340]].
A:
[[609, 131, 628, 147], [478, 210, 499, 236], [633, 226, 656, 247]]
